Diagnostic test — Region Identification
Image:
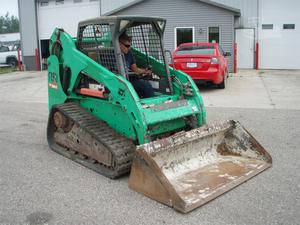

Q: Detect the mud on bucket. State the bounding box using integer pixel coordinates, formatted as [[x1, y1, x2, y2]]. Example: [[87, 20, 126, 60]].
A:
[[128, 120, 272, 213]]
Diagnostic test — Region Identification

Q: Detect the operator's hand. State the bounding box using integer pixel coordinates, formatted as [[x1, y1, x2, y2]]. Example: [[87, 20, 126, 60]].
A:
[[144, 68, 152, 76], [139, 68, 152, 77]]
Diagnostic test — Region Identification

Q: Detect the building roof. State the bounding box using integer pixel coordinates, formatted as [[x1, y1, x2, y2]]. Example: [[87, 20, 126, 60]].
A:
[[104, 0, 241, 16], [79, 15, 166, 27]]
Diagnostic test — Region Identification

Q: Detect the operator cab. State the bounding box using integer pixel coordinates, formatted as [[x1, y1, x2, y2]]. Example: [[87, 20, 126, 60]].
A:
[[76, 16, 172, 98]]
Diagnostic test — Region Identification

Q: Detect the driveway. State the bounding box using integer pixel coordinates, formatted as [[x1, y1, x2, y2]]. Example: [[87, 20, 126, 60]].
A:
[[200, 69, 300, 110], [0, 70, 299, 225]]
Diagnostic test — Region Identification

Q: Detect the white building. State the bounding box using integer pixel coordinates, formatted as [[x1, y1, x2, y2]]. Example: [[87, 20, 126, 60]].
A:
[[18, 0, 300, 70]]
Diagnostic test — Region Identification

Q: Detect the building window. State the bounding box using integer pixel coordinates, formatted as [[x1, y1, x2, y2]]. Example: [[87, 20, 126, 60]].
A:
[[262, 24, 273, 29], [0, 46, 9, 52], [175, 27, 194, 47], [208, 27, 220, 43], [40, 1, 49, 6], [55, 0, 64, 5], [283, 24, 295, 30], [74, 0, 82, 3]]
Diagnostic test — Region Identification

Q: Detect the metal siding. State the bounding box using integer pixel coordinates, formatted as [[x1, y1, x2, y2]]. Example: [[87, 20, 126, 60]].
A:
[[19, 0, 39, 56], [210, 0, 258, 28], [110, 0, 235, 72], [18, 0, 39, 70], [103, 0, 257, 28], [23, 56, 37, 71], [101, 0, 135, 14]]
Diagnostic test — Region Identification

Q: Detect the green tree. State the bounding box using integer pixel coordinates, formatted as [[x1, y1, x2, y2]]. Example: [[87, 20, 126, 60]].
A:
[[0, 12, 19, 34]]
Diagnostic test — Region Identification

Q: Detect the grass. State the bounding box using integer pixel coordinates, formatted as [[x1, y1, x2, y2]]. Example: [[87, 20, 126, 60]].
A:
[[0, 66, 18, 75]]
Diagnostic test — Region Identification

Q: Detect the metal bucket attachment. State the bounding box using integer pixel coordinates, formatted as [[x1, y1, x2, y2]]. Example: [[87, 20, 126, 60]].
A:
[[128, 120, 272, 213]]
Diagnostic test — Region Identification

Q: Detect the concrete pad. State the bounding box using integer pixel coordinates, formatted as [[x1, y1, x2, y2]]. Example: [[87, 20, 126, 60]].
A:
[[200, 69, 300, 110], [0, 71, 48, 104], [259, 70, 300, 110], [0, 70, 299, 225]]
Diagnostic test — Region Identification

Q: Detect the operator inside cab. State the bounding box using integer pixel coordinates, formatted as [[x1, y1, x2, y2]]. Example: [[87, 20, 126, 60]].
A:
[[119, 33, 154, 98]]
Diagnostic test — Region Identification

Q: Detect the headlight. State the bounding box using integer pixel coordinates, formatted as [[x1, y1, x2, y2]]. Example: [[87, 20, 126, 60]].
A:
[[211, 57, 219, 64]]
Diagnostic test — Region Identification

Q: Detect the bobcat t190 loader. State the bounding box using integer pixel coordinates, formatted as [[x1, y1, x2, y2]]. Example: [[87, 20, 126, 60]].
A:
[[47, 16, 272, 213]]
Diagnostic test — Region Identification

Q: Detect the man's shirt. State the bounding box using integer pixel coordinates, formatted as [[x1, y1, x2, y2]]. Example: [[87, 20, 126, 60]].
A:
[[124, 51, 136, 72]]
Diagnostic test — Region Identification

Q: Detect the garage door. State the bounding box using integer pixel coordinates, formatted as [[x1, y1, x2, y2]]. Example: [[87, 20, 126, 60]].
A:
[[259, 25, 300, 69], [37, 1, 100, 39], [259, 0, 300, 69]]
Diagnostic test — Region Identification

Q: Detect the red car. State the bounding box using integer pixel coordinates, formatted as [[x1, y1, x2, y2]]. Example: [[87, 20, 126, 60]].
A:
[[172, 42, 230, 89]]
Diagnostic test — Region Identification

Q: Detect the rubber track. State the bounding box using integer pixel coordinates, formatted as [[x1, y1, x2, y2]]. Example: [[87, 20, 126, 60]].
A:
[[47, 102, 136, 179]]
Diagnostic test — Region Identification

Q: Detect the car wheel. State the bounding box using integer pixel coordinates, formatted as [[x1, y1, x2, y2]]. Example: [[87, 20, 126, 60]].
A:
[[7, 57, 17, 67], [217, 71, 228, 89]]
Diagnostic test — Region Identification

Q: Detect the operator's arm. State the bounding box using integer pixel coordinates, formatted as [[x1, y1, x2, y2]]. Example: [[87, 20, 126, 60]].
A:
[[126, 50, 151, 77], [131, 64, 151, 76]]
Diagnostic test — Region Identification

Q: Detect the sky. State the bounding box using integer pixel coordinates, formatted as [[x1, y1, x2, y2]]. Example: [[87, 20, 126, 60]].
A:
[[0, 0, 19, 18]]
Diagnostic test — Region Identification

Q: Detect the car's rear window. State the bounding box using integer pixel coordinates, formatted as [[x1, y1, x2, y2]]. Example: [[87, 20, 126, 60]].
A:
[[176, 45, 215, 55]]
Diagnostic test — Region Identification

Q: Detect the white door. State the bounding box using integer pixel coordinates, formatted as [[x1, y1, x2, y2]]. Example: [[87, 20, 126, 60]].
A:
[[236, 29, 255, 69]]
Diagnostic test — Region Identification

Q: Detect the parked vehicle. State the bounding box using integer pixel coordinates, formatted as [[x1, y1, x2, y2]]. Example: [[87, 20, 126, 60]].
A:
[[0, 45, 21, 67], [172, 42, 230, 89]]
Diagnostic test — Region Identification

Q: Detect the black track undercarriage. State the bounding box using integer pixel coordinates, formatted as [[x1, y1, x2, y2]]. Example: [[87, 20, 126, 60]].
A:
[[47, 102, 136, 178]]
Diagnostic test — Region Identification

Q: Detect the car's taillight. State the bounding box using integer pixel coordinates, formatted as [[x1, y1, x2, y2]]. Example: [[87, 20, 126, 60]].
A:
[[211, 57, 219, 64]]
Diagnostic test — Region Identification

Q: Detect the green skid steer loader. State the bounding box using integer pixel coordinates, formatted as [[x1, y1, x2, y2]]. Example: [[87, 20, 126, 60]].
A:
[[47, 16, 272, 213]]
